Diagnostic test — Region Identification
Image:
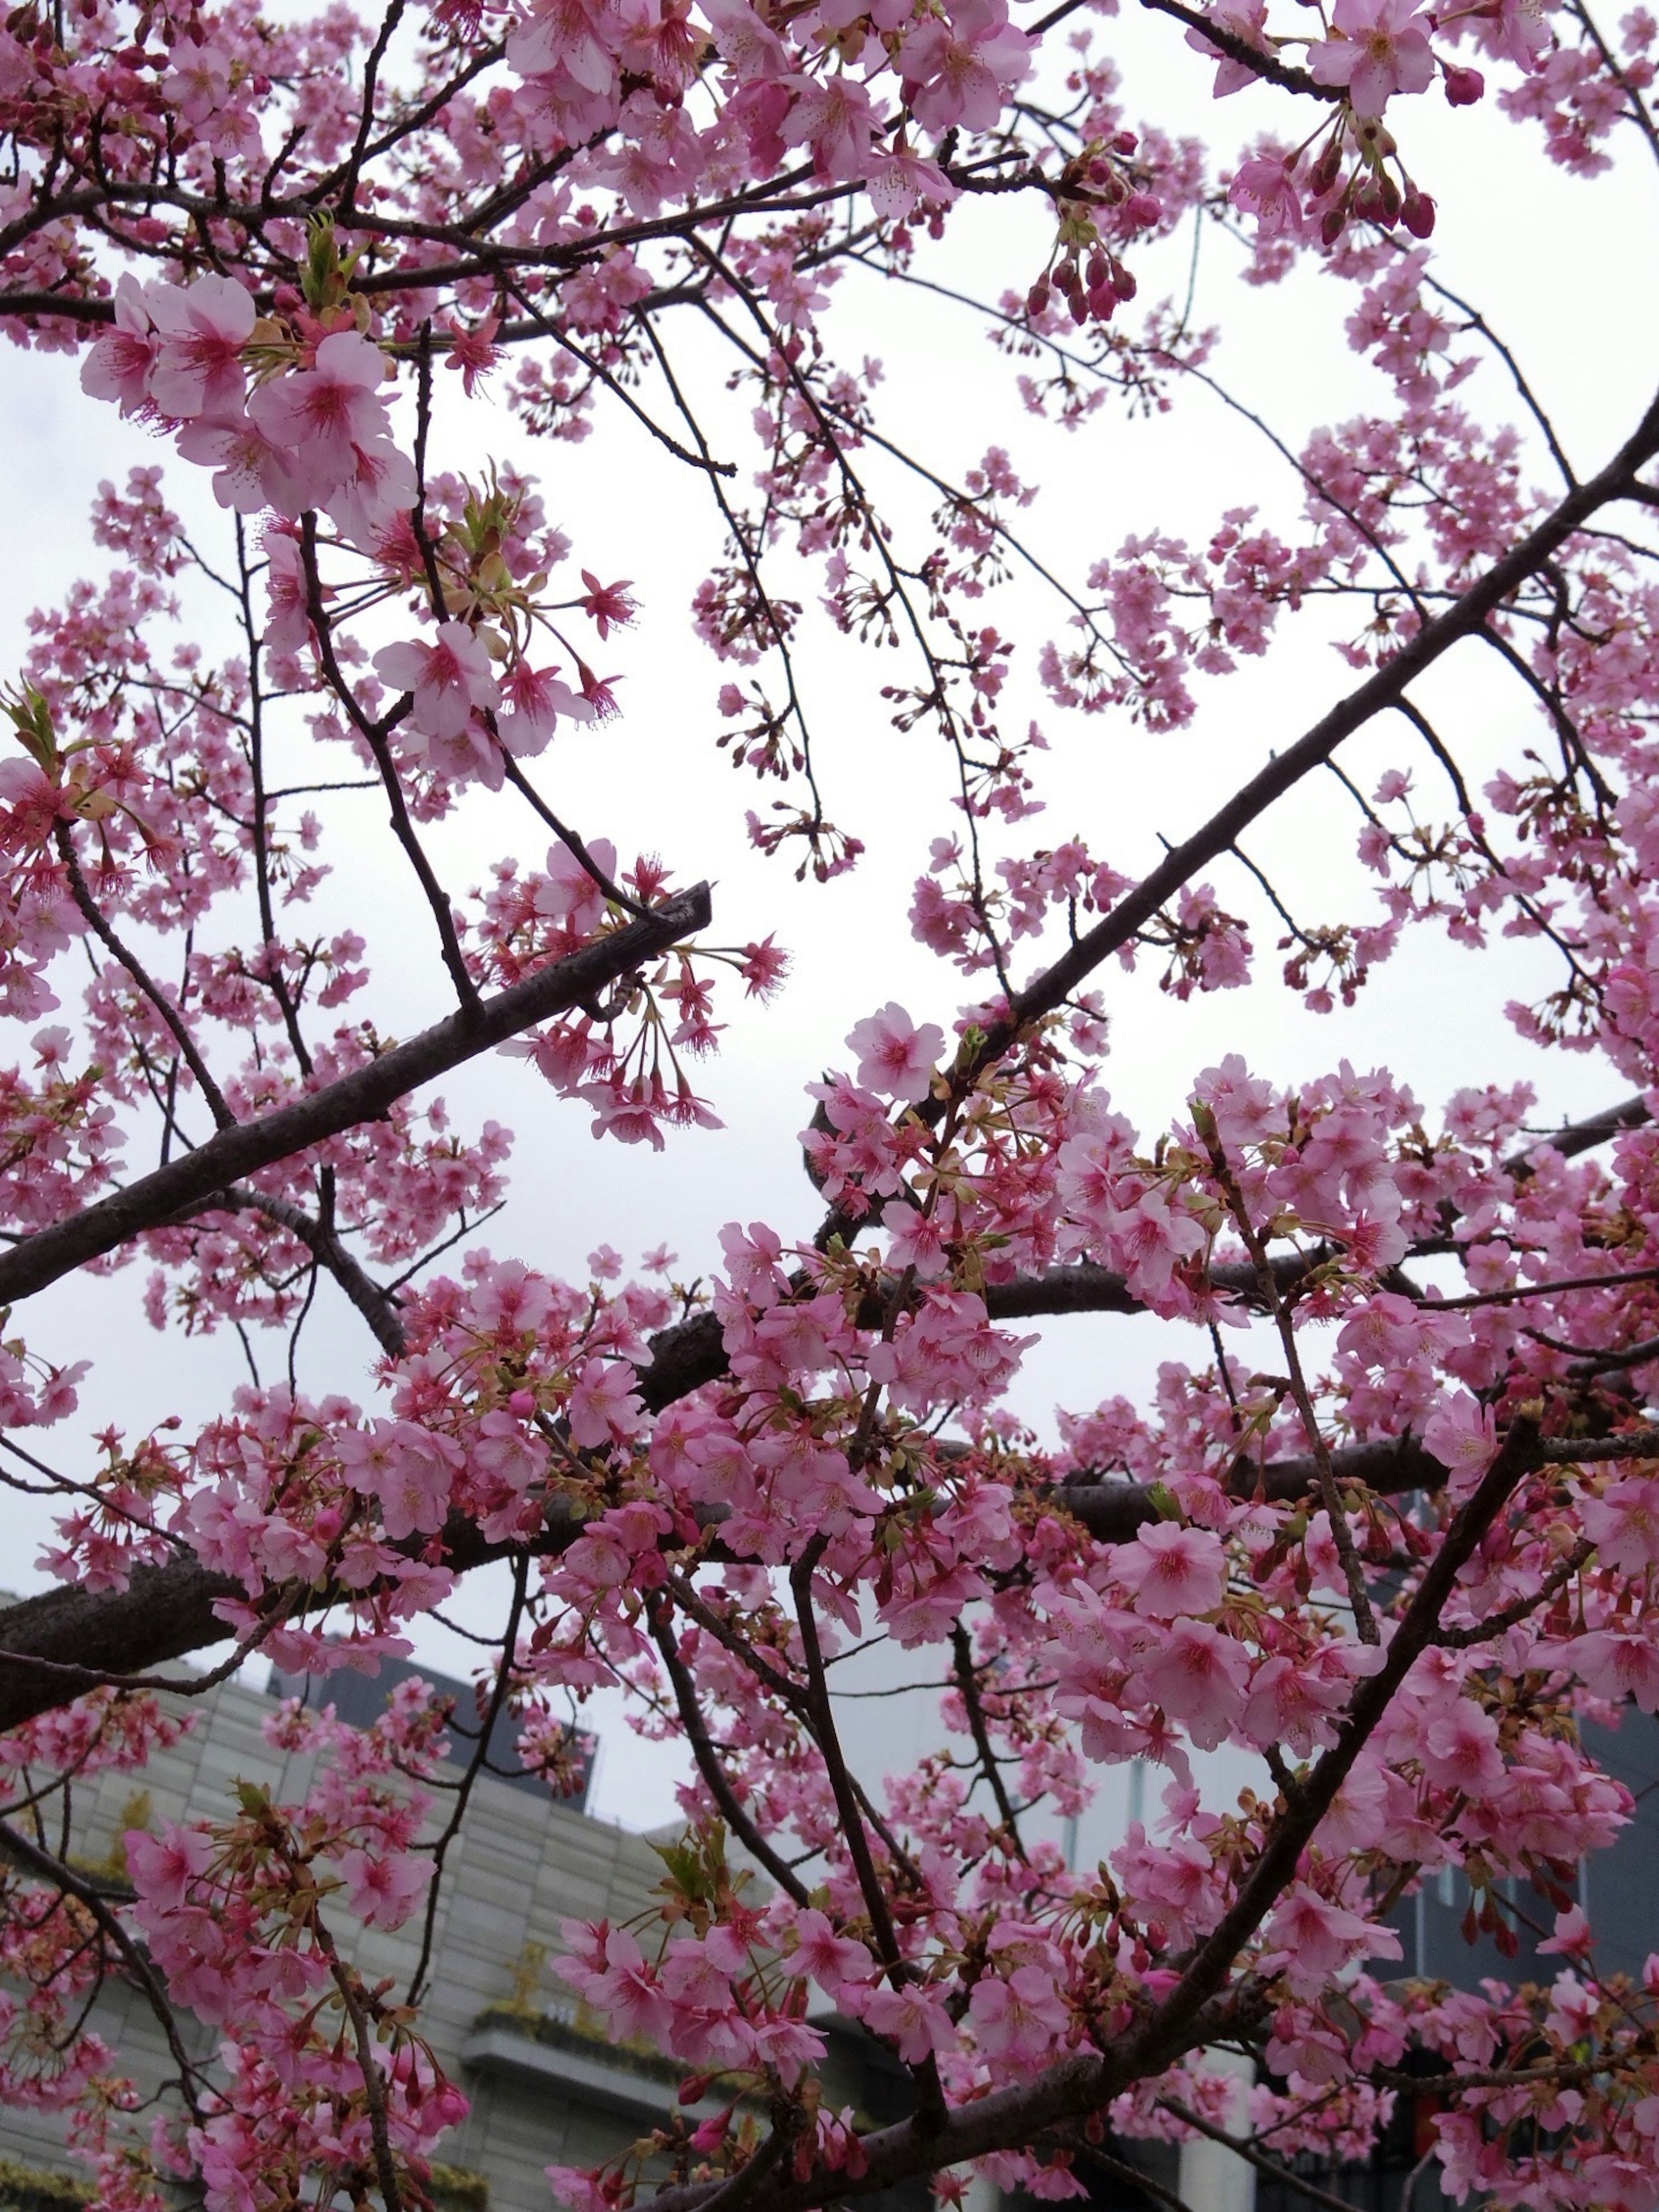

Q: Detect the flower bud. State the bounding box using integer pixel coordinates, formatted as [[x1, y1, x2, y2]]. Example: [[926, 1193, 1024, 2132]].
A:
[[1401, 187, 1436, 237], [1444, 61, 1484, 104]]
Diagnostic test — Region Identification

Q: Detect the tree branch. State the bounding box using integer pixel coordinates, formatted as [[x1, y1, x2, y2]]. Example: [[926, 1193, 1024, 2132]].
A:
[[964, 393, 1659, 1083], [0, 883, 710, 1309]]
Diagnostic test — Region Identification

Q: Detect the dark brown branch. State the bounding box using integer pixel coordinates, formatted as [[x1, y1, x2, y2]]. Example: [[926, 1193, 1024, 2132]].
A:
[[181, 1182, 407, 1358], [1129, 0, 1334, 96], [650, 1608, 813, 1905], [0, 290, 117, 323], [1155, 2100, 1367, 2212], [1507, 1093, 1650, 1170], [299, 515, 479, 1011], [963, 390, 1659, 1084], [950, 1624, 1027, 1856], [0, 1355, 1643, 1739], [0, 883, 709, 1310], [405, 1556, 527, 2005], [54, 825, 235, 1130], [0, 1816, 205, 2108]]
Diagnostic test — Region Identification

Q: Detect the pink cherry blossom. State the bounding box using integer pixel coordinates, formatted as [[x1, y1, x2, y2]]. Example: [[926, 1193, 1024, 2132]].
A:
[[781, 1910, 878, 2002], [79, 275, 161, 416], [845, 1002, 946, 1104], [336, 1845, 431, 1928], [161, 38, 232, 124], [968, 1965, 1070, 2069], [1134, 1618, 1249, 1749], [373, 621, 500, 743], [247, 333, 395, 501], [858, 1981, 961, 2063], [1262, 1885, 1403, 1998], [898, 0, 1032, 133], [567, 1358, 646, 1448], [1308, 0, 1436, 116], [1112, 1520, 1227, 1620], [497, 662, 597, 754]]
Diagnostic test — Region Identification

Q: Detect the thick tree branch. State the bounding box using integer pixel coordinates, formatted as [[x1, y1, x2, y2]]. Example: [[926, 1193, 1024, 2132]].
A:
[[189, 1182, 408, 1359], [0, 1420, 1555, 1737], [965, 395, 1659, 1081], [0, 1063, 1640, 1735], [0, 884, 710, 1310]]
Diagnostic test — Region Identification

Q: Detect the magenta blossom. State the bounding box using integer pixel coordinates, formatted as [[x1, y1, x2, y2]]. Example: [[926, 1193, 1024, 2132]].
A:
[[1228, 155, 1303, 234], [78, 275, 161, 416], [247, 331, 395, 502], [1185, 0, 1273, 94], [1308, 0, 1435, 117], [498, 661, 597, 755], [335, 1846, 430, 1929], [846, 1001, 946, 1103], [161, 38, 232, 125], [146, 275, 255, 422], [898, 0, 1032, 134], [373, 620, 500, 743]]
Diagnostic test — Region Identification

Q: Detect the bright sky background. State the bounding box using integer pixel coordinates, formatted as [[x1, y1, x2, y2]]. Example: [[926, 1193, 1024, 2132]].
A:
[[1, 4, 1656, 1836]]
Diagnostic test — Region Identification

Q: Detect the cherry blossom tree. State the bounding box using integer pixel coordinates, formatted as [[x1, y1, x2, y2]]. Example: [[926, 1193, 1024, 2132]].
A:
[[4, 0, 1659, 2205]]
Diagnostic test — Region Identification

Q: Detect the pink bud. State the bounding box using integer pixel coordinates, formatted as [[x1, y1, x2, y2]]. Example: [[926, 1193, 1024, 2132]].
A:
[[1444, 62, 1484, 103]]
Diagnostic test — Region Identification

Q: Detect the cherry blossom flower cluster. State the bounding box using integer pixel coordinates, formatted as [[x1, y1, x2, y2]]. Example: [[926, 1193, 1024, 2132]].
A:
[[11, 0, 1659, 2202]]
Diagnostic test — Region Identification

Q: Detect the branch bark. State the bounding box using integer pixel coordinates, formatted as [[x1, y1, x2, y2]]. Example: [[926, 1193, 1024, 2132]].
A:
[[0, 884, 710, 1310], [965, 398, 1659, 1077], [0, 1061, 1637, 1733]]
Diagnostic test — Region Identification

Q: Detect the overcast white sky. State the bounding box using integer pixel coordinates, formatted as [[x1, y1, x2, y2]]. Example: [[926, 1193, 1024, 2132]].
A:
[[1, 9, 1656, 1829]]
